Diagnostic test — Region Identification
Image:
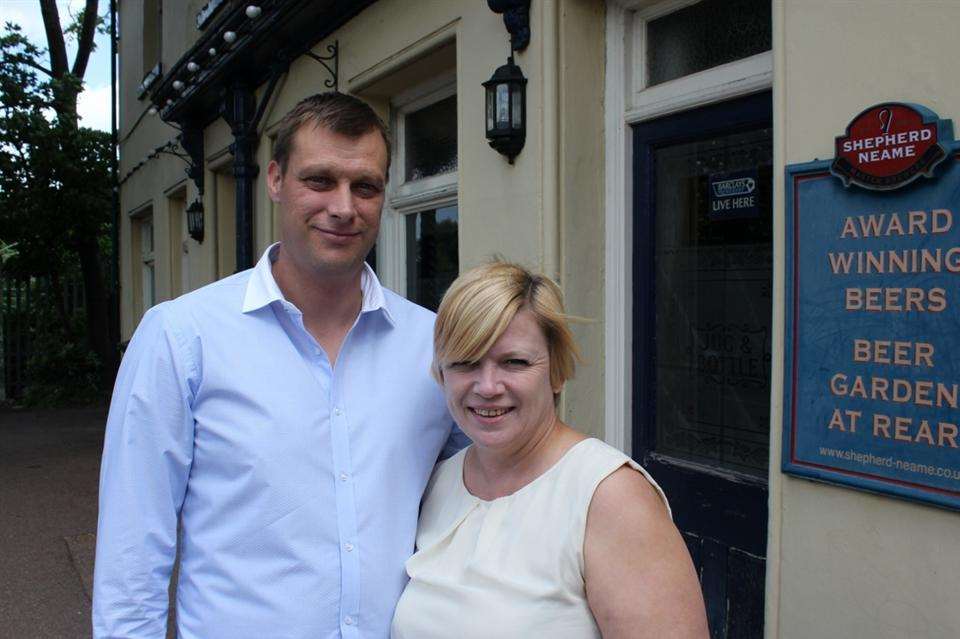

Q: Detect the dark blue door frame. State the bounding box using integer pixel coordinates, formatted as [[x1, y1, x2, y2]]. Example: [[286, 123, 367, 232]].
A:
[[631, 90, 773, 639]]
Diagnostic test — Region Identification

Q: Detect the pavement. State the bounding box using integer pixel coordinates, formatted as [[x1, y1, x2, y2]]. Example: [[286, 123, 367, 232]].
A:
[[0, 407, 105, 638]]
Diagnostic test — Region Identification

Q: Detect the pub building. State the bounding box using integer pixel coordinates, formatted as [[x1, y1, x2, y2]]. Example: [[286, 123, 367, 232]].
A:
[[116, 0, 960, 636]]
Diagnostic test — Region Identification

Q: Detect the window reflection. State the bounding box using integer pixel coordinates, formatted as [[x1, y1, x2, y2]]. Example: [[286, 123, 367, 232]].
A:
[[405, 205, 458, 311], [653, 128, 773, 476]]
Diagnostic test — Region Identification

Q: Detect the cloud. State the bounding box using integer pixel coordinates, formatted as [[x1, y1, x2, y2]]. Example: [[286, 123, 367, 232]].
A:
[[0, 1, 83, 44], [78, 83, 112, 132], [2, 2, 113, 131]]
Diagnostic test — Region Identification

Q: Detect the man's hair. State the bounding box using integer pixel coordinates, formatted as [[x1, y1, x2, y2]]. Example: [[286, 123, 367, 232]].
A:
[[272, 92, 391, 174], [432, 260, 581, 394]]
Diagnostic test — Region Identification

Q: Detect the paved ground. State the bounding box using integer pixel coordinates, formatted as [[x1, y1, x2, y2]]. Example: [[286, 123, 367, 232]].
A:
[[0, 407, 107, 638]]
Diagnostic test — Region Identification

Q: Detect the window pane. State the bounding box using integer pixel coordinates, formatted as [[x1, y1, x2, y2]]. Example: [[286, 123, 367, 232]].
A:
[[404, 95, 457, 182], [143, 262, 156, 310], [142, 219, 154, 256], [653, 127, 773, 476], [405, 205, 459, 311], [647, 0, 771, 87]]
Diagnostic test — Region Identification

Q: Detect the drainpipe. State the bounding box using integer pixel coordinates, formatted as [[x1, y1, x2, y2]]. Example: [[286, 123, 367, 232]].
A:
[[223, 80, 258, 272], [109, 0, 120, 353]]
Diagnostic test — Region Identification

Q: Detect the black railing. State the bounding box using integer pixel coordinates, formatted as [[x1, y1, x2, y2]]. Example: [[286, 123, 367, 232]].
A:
[[1, 276, 86, 401]]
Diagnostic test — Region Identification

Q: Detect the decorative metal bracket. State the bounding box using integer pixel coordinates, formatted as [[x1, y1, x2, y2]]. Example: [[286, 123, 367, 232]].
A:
[[148, 128, 204, 198], [488, 0, 531, 52], [179, 127, 205, 197], [304, 41, 339, 90]]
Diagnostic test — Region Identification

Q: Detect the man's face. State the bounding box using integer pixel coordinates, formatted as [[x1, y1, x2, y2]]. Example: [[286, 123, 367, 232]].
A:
[[267, 124, 388, 280]]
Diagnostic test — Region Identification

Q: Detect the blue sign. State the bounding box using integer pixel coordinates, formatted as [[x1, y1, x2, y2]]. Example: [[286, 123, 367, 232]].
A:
[[708, 169, 760, 220], [783, 141, 960, 511]]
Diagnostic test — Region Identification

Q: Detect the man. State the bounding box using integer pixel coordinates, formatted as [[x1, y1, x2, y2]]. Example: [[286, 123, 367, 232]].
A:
[[93, 93, 466, 639]]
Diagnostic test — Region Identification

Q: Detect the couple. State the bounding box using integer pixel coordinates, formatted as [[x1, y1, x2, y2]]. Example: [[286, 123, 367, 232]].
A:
[[93, 93, 707, 638]]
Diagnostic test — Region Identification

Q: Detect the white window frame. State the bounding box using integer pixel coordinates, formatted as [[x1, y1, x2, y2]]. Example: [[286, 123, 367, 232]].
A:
[[129, 205, 156, 319], [141, 216, 156, 312], [603, 0, 773, 452], [377, 72, 458, 295]]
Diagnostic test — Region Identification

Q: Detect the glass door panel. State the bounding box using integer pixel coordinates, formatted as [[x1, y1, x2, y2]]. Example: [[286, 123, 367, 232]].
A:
[[653, 128, 773, 477]]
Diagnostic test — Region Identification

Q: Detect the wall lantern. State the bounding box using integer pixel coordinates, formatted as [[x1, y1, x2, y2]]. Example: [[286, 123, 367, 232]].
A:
[[186, 199, 205, 243], [482, 55, 527, 164]]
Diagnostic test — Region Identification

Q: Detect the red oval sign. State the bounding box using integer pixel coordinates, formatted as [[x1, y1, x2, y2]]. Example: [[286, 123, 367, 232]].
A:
[[831, 103, 949, 190]]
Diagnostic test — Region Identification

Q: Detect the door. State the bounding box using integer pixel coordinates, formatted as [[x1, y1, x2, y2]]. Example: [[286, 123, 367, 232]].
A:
[[632, 91, 772, 638]]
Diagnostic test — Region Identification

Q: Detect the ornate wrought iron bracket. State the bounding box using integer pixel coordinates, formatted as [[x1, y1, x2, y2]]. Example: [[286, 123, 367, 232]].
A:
[[488, 0, 531, 52], [150, 127, 204, 198], [304, 41, 339, 90], [180, 127, 205, 197]]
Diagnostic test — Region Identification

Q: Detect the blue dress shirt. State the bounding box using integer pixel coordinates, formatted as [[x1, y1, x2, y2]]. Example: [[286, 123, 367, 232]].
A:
[[93, 244, 466, 639]]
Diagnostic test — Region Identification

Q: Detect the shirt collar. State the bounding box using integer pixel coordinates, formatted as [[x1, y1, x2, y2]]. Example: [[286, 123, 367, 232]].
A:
[[241, 242, 395, 326]]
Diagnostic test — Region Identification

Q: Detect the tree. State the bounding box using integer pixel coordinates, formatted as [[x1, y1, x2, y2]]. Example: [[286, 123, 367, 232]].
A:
[[0, 0, 117, 395]]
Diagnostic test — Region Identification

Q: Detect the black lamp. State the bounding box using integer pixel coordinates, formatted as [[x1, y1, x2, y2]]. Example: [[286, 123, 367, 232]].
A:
[[483, 54, 527, 163], [186, 199, 205, 243]]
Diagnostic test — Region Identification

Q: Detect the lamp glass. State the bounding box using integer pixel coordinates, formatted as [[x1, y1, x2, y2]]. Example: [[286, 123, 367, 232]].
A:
[[496, 84, 509, 128], [486, 90, 494, 131], [186, 201, 204, 240]]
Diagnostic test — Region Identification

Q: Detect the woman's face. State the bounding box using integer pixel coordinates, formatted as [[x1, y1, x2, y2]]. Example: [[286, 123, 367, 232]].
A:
[[442, 309, 559, 454]]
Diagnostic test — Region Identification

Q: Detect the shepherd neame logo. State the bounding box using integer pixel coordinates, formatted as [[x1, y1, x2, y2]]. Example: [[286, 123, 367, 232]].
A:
[[831, 102, 951, 191]]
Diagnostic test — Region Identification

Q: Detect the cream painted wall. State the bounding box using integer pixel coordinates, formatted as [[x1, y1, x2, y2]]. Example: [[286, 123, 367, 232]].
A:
[[557, 0, 606, 439], [118, 0, 609, 442], [769, 2, 960, 637]]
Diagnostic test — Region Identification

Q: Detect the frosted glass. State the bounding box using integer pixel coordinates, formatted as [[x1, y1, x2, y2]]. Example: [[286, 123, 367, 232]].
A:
[[647, 0, 771, 87]]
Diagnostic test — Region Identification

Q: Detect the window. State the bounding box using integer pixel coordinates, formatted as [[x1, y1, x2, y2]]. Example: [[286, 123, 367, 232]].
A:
[[622, 0, 773, 123], [405, 204, 458, 312], [646, 0, 771, 87], [380, 77, 459, 311], [131, 209, 156, 319]]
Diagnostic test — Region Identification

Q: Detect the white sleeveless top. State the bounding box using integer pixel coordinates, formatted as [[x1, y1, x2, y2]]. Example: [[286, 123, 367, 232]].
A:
[[390, 438, 670, 639]]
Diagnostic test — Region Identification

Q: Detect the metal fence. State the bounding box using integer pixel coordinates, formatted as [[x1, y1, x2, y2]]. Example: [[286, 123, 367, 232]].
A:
[[1, 276, 86, 401]]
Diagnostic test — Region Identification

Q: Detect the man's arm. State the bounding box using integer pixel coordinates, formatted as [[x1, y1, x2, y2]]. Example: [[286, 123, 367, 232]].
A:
[[93, 306, 197, 639]]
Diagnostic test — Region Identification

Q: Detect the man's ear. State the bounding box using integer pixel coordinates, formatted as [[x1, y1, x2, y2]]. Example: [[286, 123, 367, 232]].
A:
[[266, 160, 283, 202]]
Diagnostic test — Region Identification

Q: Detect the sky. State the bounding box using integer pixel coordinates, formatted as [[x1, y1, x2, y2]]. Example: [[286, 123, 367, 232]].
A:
[[0, 0, 113, 132]]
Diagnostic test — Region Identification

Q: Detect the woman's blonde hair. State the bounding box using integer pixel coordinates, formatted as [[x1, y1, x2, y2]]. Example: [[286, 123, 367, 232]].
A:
[[433, 261, 580, 391]]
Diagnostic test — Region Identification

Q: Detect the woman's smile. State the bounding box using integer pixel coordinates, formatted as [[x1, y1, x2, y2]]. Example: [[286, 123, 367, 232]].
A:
[[443, 309, 557, 452]]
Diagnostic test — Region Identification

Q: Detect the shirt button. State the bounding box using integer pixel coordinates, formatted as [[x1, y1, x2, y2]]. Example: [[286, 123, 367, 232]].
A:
[[345, 542, 354, 552], [334, 408, 343, 416], [339, 472, 349, 482], [344, 616, 354, 626]]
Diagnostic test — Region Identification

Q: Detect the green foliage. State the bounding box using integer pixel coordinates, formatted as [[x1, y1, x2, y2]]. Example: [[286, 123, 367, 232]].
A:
[[20, 283, 102, 407], [0, 15, 114, 404], [0, 23, 112, 281]]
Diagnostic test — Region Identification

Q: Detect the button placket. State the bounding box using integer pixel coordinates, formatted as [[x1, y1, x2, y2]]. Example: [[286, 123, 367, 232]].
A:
[[330, 384, 360, 637]]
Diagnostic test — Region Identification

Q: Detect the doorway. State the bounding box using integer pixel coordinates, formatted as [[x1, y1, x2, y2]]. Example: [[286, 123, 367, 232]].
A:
[[632, 91, 772, 638]]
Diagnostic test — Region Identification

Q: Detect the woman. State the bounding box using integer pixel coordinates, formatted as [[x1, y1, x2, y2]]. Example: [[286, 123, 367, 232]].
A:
[[391, 262, 708, 639]]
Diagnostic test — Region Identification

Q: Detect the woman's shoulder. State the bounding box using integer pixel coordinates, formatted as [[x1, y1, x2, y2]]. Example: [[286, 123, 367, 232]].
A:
[[563, 438, 671, 518]]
